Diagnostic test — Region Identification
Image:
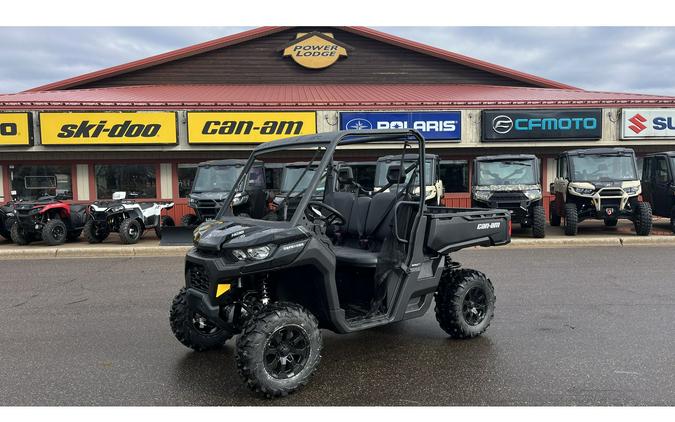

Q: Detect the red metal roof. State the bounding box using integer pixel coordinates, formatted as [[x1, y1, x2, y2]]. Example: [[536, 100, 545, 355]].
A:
[[1, 84, 674, 110], [26, 26, 574, 92]]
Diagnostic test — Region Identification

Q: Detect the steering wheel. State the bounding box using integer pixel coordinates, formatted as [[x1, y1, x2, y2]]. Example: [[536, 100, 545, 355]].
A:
[[305, 201, 346, 226]]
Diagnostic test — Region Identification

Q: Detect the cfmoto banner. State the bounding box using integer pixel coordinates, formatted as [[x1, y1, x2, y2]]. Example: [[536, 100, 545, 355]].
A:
[[40, 112, 177, 145], [339, 111, 461, 141], [482, 109, 602, 141], [0, 112, 31, 145], [187, 112, 316, 143], [622, 109, 675, 139]]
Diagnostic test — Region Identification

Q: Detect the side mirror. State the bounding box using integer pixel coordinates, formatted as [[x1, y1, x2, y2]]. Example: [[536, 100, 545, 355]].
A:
[[337, 167, 354, 185], [386, 165, 406, 184], [549, 183, 555, 194]]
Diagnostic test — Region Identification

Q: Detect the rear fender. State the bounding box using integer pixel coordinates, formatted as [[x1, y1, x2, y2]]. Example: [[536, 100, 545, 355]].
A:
[[40, 203, 70, 218]]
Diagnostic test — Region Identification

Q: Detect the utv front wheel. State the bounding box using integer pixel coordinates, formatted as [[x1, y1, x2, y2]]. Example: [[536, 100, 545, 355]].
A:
[[634, 202, 652, 236], [236, 302, 322, 398], [119, 218, 142, 244], [43, 219, 68, 246], [10, 223, 30, 245], [563, 203, 578, 236], [181, 214, 198, 227], [84, 220, 109, 243], [169, 288, 233, 351], [435, 269, 495, 339], [155, 215, 175, 239], [532, 205, 546, 238], [549, 200, 561, 226]]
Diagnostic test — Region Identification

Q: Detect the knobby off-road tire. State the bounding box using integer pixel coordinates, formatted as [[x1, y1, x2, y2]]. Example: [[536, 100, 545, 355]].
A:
[[10, 222, 30, 245], [119, 218, 142, 244], [634, 202, 652, 236], [564, 203, 578, 236], [169, 288, 233, 352], [84, 219, 109, 243], [236, 302, 322, 398], [434, 269, 495, 339], [604, 218, 618, 227], [42, 219, 68, 246], [181, 214, 198, 227], [549, 201, 561, 226], [532, 205, 546, 238], [155, 215, 175, 239]]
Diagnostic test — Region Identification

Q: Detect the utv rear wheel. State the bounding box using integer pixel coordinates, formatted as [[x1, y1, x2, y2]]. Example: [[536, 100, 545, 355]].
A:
[[10, 223, 29, 245], [43, 219, 67, 246], [563, 203, 578, 236], [155, 215, 175, 239], [532, 205, 546, 238], [119, 218, 142, 244], [435, 269, 495, 339], [169, 288, 233, 351], [634, 202, 652, 236], [181, 214, 198, 227], [549, 201, 561, 226], [84, 220, 109, 243], [236, 302, 322, 398]]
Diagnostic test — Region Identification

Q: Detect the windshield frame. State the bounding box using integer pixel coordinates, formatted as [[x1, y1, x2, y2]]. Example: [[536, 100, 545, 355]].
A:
[[568, 153, 638, 183], [474, 158, 538, 186]]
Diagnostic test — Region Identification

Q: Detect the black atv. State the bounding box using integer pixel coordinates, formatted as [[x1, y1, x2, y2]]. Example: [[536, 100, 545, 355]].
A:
[[641, 151, 675, 233], [550, 148, 651, 236], [181, 160, 267, 227], [169, 130, 511, 398], [11, 195, 88, 246], [0, 201, 16, 241], [472, 154, 546, 238]]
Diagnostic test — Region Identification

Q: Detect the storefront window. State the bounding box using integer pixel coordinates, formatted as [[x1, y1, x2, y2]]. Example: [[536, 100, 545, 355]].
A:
[[95, 164, 156, 199], [177, 164, 198, 198], [9, 165, 73, 200], [439, 160, 468, 193]]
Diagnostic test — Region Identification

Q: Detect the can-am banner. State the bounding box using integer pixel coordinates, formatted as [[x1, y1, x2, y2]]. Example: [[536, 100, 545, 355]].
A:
[[339, 111, 461, 142], [482, 109, 603, 141], [188, 112, 316, 143], [622, 109, 675, 139], [40, 112, 177, 145], [0, 112, 31, 145]]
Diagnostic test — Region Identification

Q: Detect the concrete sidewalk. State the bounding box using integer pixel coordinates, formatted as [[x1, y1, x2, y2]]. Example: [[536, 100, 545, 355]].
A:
[[0, 218, 673, 259]]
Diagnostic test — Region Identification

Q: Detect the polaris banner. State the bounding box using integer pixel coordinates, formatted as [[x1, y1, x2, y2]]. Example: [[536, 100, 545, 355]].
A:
[[482, 109, 603, 141], [339, 111, 461, 141], [621, 108, 675, 139]]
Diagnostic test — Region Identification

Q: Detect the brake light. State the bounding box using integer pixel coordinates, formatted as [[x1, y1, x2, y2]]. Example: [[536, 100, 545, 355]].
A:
[[508, 219, 512, 237]]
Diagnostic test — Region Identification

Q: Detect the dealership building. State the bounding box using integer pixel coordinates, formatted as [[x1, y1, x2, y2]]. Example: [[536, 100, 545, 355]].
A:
[[1, 26, 675, 221]]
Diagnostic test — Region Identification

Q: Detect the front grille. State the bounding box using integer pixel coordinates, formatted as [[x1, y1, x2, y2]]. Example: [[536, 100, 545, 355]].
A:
[[197, 200, 218, 208], [599, 189, 623, 197], [600, 198, 621, 208], [491, 192, 528, 201], [188, 264, 210, 292]]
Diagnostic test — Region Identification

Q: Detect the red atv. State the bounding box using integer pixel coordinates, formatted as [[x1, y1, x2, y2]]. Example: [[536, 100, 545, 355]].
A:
[[11, 195, 89, 246]]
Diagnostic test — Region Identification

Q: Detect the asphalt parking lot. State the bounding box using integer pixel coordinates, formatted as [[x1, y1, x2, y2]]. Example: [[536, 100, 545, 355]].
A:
[[0, 246, 673, 405]]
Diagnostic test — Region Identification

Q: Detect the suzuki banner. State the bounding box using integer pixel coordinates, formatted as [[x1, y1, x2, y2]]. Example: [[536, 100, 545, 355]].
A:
[[339, 111, 461, 141], [621, 108, 675, 139], [0, 112, 31, 145], [482, 109, 603, 141], [40, 112, 177, 145], [187, 112, 316, 143]]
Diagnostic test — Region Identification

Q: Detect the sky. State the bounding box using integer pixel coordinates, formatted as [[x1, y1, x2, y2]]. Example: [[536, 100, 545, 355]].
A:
[[0, 26, 673, 95]]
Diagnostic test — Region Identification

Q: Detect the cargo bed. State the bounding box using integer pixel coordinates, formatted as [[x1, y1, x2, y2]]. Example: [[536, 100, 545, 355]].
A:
[[424, 206, 511, 254]]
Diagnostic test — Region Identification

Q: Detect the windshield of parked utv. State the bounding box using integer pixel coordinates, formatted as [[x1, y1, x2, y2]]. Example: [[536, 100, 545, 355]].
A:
[[375, 160, 432, 187], [192, 165, 244, 193], [281, 166, 318, 193], [476, 160, 536, 185], [569, 154, 637, 182]]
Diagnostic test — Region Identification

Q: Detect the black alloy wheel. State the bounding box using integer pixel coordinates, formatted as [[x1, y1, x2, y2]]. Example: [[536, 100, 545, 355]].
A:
[[461, 286, 488, 326], [263, 325, 311, 380]]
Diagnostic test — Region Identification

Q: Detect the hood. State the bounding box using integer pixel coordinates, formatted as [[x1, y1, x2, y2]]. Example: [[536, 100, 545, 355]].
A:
[[193, 218, 305, 252], [190, 192, 231, 201], [474, 184, 541, 192]]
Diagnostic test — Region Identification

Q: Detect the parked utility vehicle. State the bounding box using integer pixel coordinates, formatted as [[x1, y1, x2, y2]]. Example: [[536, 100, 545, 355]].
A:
[[0, 200, 16, 241], [374, 154, 444, 205], [182, 160, 267, 227], [472, 154, 545, 238], [85, 192, 175, 244], [11, 195, 88, 245], [169, 130, 511, 398], [641, 151, 675, 232], [550, 148, 651, 236]]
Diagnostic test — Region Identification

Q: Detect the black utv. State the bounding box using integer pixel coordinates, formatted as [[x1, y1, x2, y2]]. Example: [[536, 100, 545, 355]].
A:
[[472, 154, 545, 238], [169, 130, 511, 398], [641, 152, 675, 232], [550, 148, 651, 236], [0, 201, 16, 241], [181, 160, 267, 227]]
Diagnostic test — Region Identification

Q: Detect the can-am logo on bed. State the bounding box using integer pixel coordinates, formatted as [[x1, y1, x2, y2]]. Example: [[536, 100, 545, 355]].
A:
[[621, 109, 675, 139], [482, 109, 602, 141], [281, 32, 350, 69], [339, 111, 461, 142], [0, 112, 31, 145]]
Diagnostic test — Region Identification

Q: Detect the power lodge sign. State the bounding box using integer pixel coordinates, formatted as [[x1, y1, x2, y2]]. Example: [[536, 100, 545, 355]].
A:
[[40, 112, 177, 145], [282, 32, 349, 69], [187, 112, 317, 144]]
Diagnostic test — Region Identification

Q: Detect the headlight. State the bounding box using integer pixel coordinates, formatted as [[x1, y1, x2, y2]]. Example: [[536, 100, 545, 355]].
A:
[[624, 186, 640, 195], [231, 249, 248, 261], [570, 186, 594, 195], [524, 189, 542, 201], [474, 190, 492, 201], [111, 205, 125, 212], [232, 193, 249, 206], [188, 197, 197, 207], [232, 245, 273, 261]]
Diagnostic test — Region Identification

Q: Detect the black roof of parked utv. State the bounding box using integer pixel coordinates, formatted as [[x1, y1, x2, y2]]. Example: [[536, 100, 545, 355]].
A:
[[560, 147, 635, 157], [475, 154, 537, 161], [376, 154, 439, 162], [644, 151, 675, 157]]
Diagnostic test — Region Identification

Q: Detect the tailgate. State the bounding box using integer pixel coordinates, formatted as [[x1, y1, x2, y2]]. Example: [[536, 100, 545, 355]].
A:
[[424, 207, 511, 254]]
